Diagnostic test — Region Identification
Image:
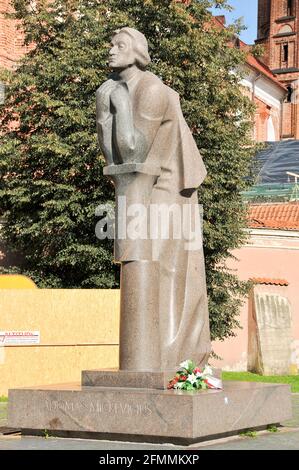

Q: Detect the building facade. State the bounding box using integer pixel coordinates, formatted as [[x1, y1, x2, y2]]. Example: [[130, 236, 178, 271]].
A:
[[256, 0, 299, 139], [212, 203, 299, 374], [214, 15, 287, 143], [239, 54, 286, 142]]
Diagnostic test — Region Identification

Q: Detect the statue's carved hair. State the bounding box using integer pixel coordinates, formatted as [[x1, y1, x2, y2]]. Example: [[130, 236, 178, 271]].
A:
[[113, 27, 151, 69]]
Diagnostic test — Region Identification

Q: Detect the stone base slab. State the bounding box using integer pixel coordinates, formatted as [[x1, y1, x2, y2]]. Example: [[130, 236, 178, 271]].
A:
[[8, 381, 292, 444]]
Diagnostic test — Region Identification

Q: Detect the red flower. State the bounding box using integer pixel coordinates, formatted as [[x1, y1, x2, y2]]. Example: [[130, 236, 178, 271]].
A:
[[194, 368, 202, 374], [180, 375, 187, 381], [168, 376, 180, 389]]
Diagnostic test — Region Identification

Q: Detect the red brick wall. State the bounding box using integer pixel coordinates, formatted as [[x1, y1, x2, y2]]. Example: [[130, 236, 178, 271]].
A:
[[282, 101, 295, 136], [268, 0, 298, 75], [0, 0, 28, 70], [257, 0, 271, 40]]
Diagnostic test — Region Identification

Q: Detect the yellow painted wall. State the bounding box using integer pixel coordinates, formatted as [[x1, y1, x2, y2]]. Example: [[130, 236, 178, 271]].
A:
[[0, 289, 120, 396], [0, 275, 37, 289]]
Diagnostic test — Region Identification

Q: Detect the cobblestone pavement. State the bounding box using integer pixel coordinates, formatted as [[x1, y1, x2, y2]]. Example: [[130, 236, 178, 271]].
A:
[[0, 395, 298, 450], [0, 430, 298, 451]]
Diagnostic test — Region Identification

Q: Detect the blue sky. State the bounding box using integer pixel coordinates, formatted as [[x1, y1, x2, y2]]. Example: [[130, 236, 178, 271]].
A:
[[211, 0, 258, 44]]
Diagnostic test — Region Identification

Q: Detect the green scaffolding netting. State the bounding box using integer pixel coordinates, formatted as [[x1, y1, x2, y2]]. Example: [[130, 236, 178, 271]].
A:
[[244, 140, 299, 201]]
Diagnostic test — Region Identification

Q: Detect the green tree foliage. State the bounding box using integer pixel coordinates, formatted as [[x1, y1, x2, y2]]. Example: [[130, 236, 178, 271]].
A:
[[0, 0, 255, 340]]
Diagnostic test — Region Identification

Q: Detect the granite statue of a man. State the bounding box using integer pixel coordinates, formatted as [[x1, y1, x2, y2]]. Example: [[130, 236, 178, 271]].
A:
[[96, 27, 211, 371]]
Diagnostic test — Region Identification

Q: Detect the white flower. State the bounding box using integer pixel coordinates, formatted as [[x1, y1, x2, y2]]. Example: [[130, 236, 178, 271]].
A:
[[203, 365, 213, 377], [187, 373, 197, 385], [180, 360, 191, 370], [174, 382, 185, 390], [195, 371, 203, 378]]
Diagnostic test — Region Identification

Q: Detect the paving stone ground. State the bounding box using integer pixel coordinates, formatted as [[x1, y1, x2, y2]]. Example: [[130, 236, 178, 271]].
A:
[[0, 395, 298, 450]]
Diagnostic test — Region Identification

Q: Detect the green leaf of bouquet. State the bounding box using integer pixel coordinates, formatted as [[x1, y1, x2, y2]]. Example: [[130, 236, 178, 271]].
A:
[[189, 360, 197, 372], [186, 383, 194, 391]]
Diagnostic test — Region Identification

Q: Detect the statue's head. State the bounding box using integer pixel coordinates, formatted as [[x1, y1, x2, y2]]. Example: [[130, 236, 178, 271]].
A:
[[109, 27, 151, 71]]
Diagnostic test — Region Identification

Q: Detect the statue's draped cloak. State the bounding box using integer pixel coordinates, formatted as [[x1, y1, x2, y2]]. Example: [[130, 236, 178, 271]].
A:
[[98, 70, 211, 368]]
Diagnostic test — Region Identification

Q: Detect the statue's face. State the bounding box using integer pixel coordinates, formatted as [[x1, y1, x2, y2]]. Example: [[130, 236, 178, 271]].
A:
[[109, 33, 136, 70]]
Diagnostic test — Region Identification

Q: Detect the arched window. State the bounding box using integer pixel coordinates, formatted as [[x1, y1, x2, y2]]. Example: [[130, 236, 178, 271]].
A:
[[267, 116, 277, 142], [279, 24, 293, 34]]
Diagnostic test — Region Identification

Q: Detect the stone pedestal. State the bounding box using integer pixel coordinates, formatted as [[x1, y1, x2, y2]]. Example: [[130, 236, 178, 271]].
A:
[[81, 368, 222, 389], [82, 369, 176, 389], [104, 163, 163, 372], [119, 261, 160, 371], [8, 373, 292, 445]]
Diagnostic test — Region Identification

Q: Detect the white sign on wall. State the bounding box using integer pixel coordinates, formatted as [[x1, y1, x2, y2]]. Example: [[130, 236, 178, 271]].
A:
[[0, 331, 40, 345]]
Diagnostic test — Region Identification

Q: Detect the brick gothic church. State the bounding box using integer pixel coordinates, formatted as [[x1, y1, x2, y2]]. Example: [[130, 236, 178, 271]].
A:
[[1, 0, 299, 141], [256, 0, 299, 138]]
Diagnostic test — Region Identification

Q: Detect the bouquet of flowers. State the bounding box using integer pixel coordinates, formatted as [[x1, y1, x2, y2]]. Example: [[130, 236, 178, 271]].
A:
[[168, 359, 223, 391]]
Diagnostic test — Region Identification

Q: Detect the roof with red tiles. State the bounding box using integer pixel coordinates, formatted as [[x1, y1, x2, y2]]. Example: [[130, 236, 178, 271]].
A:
[[250, 278, 289, 286], [245, 54, 287, 91], [248, 203, 299, 230]]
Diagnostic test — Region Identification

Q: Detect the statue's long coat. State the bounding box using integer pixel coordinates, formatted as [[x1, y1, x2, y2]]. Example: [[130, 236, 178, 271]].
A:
[[97, 70, 211, 368]]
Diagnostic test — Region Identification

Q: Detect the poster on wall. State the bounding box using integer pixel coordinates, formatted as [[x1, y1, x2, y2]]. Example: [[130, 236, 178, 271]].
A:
[[0, 331, 40, 345]]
